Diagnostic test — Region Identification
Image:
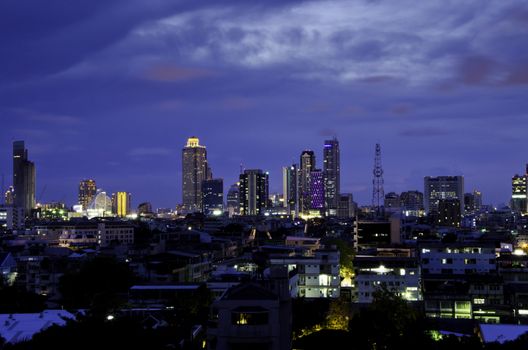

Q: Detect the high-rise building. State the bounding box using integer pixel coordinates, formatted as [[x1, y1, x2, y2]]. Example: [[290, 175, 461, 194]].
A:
[[512, 173, 527, 214], [338, 193, 356, 219], [400, 191, 424, 211], [79, 179, 97, 210], [424, 176, 464, 216], [239, 169, 269, 216], [323, 138, 340, 216], [464, 190, 482, 214], [202, 178, 224, 216], [4, 186, 14, 205], [299, 150, 316, 214], [182, 137, 210, 214], [13, 141, 35, 215], [112, 191, 131, 217], [310, 169, 324, 210], [282, 164, 299, 217], [137, 202, 153, 215], [226, 183, 240, 217], [437, 199, 462, 227], [384, 192, 401, 210]]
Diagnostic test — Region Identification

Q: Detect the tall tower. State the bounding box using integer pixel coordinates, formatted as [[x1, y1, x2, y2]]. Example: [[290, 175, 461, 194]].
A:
[[372, 143, 384, 217], [112, 191, 131, 217], [424, 176, 464, 216], [79, 179, 97, 210], [239, 169, 269, 216], [323, 138, 340, 216], [299, 150, 316, 214], [282, 164, 299, 217], [182, 137, 209, 214], [13, 141, 35, 215]]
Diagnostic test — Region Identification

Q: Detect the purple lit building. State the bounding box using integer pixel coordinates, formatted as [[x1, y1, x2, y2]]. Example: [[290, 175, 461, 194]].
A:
[[310, 169, 324, 210]]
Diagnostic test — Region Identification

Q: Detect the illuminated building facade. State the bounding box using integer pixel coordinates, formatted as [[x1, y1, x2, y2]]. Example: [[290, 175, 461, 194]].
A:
[[282, 164, 299, 217], [182, 137, 210, 214], [4, 186, 14, 205], [424, 176, 464, 216], [309, 169, 324, 210], [299, 150, 316, 214], [112, 191, 131, 217], [239, 169, 269, 216], [353, 255, 421, 303], [226, 183, 240, 217], [512, 172, 527, 214], [437, 198, 462, 227], [13, 141, 35, 215], [323, 138, 340, 216], [78, 179, 97, 210], [202, 179, 224, 216]]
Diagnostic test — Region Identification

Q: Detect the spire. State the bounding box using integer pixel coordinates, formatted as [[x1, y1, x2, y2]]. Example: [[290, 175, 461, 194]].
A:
[[372, 143, 385, 217]]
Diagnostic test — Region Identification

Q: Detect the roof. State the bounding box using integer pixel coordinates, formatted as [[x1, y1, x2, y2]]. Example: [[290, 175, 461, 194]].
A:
[[130, 285, 201, 291], [479, 324, 528, 343], [0, 310, 75, 344], [222, 282, 278, 301]]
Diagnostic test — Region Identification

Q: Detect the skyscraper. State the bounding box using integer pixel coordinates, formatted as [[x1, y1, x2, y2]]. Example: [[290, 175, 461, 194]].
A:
[[4, 186, 14, 206], [239, 169, 269, 216], [424, 176, 464, 216], [227, 183, 240, 217], [400, 191, 424, 211], [512, 173, 527, 214], [202, 178, 224, 216], [323, 138, 340, 216], [282, 164, 299, 217], [310, 169, 324, 210], [79, 179, 97, 210], [182, 137, 210, 214], [299, 150, 316, 214], [13, 141, 35, 215], [112, 191, 131, 217]]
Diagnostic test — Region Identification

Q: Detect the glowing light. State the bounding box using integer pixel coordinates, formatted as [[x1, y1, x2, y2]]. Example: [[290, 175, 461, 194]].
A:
[[106, 315, 114, 321]]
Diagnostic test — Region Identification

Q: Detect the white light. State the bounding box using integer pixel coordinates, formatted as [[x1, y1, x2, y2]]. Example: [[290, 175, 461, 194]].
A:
[[106, 315, 114, 321], [518, 309, 528, 315], [513, 249, 526, 256], [212, 209, 222, 216]]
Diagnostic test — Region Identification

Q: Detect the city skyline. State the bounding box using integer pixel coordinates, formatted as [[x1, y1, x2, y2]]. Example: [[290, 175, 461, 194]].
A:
[[1, 1, 527, 208]]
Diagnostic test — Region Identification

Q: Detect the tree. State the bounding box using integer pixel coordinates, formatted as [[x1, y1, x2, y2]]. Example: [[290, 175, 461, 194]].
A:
[[58, 257, 135, 317]]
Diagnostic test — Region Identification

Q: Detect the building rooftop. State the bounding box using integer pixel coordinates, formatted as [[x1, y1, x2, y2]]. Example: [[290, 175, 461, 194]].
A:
[[0, 310, 75, 344]]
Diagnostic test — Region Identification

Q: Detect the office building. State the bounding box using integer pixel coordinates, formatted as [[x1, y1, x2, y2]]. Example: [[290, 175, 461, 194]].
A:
[[512, 171, 527, 214], [78, 179, 97, 210], [13, 141, 35, 215], [226, 183, 240, 217], [400, 191, 424, 211], [137, 202, 153, 215], [323, 138, 340, 216], [338, 193, 356, 219], [87, 190, 112, 218], [464, 190, 483, 214], [424, 176, 464, 216], [182, 137, 210, 214], [299, 150, 316, 214], [437, 198, 462, 227], [112, 191, 131, 217], [384, 192, 401, 211], [282, 164, 299, 217], [310, 169, 324, 210], [202, 178, 224, 216], [239, 169, 269, 216], [4, 186, 14, 205]]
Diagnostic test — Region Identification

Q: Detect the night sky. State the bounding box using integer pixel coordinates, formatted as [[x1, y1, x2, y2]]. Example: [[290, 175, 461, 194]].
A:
[[1, 0, 527, 209]]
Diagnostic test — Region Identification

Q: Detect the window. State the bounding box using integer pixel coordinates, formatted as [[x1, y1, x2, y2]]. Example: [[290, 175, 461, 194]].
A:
[[231, 311, 269, 326], [473, 298, 485, 305]]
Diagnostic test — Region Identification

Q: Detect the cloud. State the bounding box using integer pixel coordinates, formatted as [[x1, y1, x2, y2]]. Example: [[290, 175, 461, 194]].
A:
[[399, 127, 450, 137], [128, 147, 172, 157], [390, 104, 413, 115], [144, 64, 215, 82], [221, 97, 255, 110]]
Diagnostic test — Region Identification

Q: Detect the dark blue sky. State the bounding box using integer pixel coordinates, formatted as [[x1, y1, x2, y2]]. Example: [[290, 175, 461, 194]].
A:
[[1, 0, 527, 209]]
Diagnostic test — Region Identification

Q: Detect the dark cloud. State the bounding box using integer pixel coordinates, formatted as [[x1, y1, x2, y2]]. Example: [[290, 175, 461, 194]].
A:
[[0, 0, 527, 207]]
